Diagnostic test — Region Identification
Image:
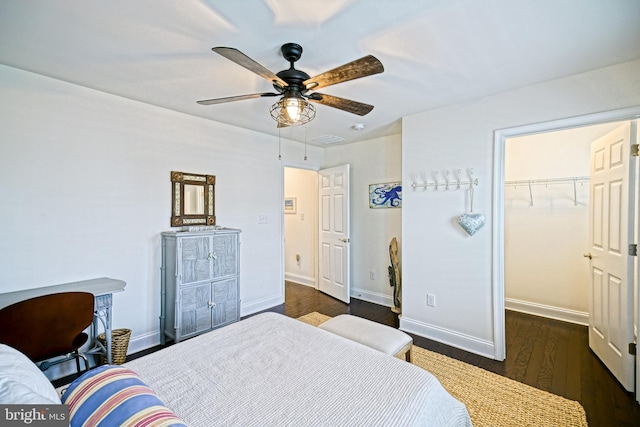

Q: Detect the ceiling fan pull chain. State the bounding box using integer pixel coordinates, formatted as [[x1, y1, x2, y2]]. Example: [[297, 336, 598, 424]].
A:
[[304, 125, 308, 161], [278, 128, 282, 160]]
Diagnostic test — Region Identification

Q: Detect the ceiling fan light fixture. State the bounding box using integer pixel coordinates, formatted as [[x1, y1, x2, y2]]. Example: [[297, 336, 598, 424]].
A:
[[201, 43, 383, 128], [270, 95, 316, 126]]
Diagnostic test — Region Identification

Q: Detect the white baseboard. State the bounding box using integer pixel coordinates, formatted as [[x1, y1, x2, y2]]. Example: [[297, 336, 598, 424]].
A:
[[285, 272, 316, 287], [351, 287, 393, 307], [400, 316, 496, 359], [128, 330, 161, 354], [505, 298, 589, 326], [240, 295, 284, 317]]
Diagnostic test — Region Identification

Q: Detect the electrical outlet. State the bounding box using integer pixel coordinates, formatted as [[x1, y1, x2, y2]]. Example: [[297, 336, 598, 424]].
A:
[[258, 215, 269, 224], [369, 270, 375, 280], [300, 212, 305, 221], [427, 293, 436, 307]]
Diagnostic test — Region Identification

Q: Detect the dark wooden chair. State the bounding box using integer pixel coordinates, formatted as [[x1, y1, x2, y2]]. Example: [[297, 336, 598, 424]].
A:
[[0, 291, 95, 374]]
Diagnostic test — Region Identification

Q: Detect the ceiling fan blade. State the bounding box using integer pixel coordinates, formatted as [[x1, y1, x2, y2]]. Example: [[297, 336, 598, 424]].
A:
[[303, 55, 384, 91], [308, 93, 374, 116], [212, 47, 288, 89], [197, 92, 278, 105]]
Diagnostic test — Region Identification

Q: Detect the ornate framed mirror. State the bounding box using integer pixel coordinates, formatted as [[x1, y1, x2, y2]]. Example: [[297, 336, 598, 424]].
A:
[[170, 171, 216, 227]]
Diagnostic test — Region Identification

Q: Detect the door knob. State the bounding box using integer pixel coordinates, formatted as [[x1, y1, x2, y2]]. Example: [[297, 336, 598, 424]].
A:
[[583, 252, 592, 259], [339, 238, 350, 243]]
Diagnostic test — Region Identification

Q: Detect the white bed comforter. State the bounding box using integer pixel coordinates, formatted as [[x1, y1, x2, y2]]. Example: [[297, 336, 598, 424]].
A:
[[125, 312, 472, 427]]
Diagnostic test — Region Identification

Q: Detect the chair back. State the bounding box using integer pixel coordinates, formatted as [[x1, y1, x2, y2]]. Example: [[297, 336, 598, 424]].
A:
[[0, 291, 95, 362]]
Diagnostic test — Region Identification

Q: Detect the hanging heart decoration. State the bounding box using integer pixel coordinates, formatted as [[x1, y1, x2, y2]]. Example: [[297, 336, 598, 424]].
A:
[[457, 176, 484, 236], [457, 213, 485, 236]]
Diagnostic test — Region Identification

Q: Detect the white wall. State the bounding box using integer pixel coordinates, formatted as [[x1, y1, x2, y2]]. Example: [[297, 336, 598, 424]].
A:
[[284, 167, 318, 287], [504, 123, 622, 324], [401, 59, 640, 358], [0, 65, 323, 362], [324, 134, 402, 307]]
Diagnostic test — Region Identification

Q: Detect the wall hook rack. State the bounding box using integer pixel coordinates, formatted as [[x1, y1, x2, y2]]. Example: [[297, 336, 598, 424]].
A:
[[411, 168, 479, 191]]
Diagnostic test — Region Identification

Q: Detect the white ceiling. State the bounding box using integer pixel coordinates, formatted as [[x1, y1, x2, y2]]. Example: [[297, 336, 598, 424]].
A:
[[1, 0, 639, 145]]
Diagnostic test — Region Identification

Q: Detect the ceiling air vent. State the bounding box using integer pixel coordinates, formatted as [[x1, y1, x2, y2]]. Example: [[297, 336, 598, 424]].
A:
[[312, 135, 345, 145]]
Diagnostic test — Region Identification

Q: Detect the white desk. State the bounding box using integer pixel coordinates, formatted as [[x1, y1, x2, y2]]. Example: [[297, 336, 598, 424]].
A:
[[0, 277, 126, 364]]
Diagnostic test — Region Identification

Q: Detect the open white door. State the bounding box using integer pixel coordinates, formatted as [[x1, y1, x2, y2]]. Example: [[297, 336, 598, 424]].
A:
[[318, 165, 350, 303], [588, 122, 637, 392]]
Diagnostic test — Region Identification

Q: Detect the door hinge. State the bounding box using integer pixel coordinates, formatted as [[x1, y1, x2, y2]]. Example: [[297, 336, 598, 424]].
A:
[[630, 342, 637, 356], [630, 244, 638, 256], [631, 144, 639, 157]]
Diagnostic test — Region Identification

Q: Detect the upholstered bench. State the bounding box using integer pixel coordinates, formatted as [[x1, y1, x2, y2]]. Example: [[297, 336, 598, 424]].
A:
[[318, 314, 413, 362]]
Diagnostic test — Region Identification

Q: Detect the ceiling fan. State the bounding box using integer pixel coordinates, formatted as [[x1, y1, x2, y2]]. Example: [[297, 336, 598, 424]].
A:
[[197, 43, 384, 127]]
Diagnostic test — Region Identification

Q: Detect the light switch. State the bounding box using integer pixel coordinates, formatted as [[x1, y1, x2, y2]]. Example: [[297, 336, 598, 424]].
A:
[[300, 212, 305, 221]]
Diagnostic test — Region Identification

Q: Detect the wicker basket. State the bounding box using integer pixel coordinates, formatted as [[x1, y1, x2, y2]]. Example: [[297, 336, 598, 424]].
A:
[[98, 328, 131, 365]]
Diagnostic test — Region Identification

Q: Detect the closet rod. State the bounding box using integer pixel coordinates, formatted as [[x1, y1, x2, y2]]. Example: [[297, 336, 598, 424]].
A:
[[504, 176, 589, 186], [505, 176, 589, 206]]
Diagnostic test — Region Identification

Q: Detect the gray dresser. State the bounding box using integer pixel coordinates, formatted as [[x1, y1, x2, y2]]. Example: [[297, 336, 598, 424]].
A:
[[160, 228, 241, 344]]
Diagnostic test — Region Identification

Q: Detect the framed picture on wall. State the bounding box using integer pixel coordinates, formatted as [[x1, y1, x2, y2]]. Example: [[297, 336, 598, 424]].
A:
[[369, 182, 402, 208], [284, 197, 297, 214]]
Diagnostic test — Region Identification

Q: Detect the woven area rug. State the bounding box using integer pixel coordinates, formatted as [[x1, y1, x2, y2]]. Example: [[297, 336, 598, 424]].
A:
[[298, 312, 588, 427]]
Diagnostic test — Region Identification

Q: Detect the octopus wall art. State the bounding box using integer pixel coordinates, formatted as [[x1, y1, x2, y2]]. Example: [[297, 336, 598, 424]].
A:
[[369, 182, 402, 208]]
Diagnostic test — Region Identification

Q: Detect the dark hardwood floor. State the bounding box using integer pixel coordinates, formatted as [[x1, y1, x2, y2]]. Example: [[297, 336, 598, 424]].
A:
[[123, 281, 639, 426]]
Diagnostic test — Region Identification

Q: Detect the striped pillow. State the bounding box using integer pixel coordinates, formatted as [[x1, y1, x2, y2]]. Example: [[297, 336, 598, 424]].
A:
[[61, 365, 185, 427]]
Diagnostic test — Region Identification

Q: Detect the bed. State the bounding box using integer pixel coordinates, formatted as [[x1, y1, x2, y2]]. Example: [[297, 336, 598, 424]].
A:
[[123, 312, 471, 426], [1, 312, 472, 426]]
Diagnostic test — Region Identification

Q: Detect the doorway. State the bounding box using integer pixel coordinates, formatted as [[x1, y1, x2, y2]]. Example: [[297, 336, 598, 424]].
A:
[[283, 167, 318, 292], [493, 106, 640, 398], [504, 122, 624, 325]]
